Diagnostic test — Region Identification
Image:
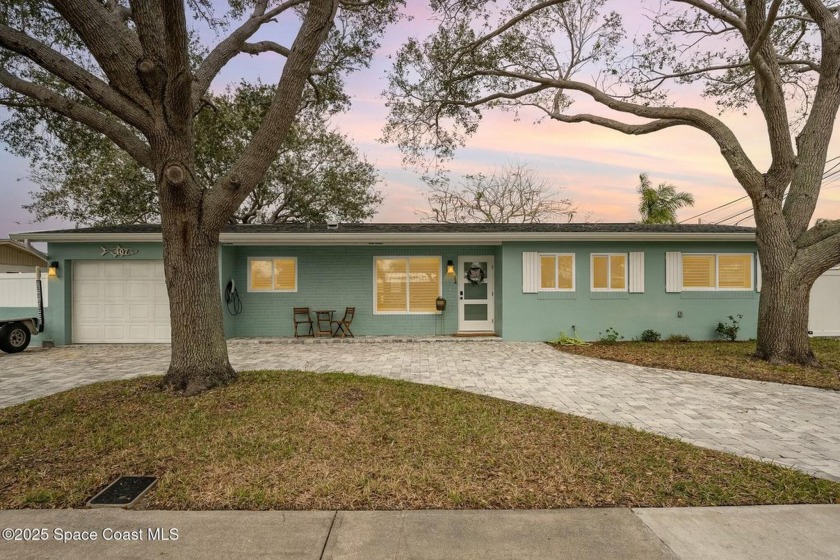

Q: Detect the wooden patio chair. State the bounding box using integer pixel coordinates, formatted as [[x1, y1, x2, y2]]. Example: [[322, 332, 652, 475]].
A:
[[293, 307, 314, 337], [331, 307, 355, 338]]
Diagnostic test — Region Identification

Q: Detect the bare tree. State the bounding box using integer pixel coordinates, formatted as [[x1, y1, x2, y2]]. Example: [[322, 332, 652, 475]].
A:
[[419, 163, 578, 223], [384, 0, 840, 366], [1, 0, 400, 394]]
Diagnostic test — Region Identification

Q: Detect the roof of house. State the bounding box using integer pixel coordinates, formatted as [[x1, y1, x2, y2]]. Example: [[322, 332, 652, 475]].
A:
[[11, 223, 756, 244], [0, 239, 48, 264]]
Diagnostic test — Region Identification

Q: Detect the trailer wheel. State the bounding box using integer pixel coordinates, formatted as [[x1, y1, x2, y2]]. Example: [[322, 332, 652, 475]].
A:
[[0, 322, 31, 353]]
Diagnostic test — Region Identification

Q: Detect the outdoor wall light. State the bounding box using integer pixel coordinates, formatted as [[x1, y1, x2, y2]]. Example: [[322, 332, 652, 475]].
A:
[[445, 260, 456, 281], [48, 261, 59, 278]]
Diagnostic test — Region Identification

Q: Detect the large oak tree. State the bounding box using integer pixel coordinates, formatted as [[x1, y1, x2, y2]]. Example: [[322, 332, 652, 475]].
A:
[[384, 0, 840, 366], [0, 0, 400, 394]]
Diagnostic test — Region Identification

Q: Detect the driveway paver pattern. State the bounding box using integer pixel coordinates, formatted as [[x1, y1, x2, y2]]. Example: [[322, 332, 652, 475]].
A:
[[2, 339, 839, 482]]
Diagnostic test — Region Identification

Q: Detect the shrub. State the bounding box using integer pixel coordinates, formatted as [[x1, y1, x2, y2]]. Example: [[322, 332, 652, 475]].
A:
[[549, 331, 589, 346], [598, 327, 624, 344], [640, 329, 661, 342], [715, 315, 743, 342], [666, 334, 692, 343]]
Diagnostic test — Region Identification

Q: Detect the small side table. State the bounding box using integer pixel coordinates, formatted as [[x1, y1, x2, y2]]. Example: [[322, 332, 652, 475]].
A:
[[314, 310, 335, 337]]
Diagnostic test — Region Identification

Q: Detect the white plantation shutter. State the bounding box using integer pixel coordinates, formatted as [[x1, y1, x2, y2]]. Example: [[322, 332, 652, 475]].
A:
[[408, 257, 441, 313], [665, 252, 682, 293], [628, 252, 645, 293], [522, 252, 540, 293], [376, 258, 408, 312], [756, 254, 762, 292]]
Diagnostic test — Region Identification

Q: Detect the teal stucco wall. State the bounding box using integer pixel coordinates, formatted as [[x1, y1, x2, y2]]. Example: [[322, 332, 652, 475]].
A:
[[500, 241, 760, 342], [41, 238, 759, 344], [228, 245, 498, 338], [219, 245, 237, 337]]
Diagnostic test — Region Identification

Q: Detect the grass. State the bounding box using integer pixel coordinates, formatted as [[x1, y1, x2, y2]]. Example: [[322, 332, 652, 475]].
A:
[[1, 371, 839, 510], [555, 338, 840, 390]]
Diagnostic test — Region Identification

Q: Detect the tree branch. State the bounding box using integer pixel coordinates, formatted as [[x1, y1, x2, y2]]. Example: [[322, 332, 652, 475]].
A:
[[471, 69, 764, 191], [742, 0, 796, 187], [106, 0, 131, 22], [241, 41, 292, 57], [795, 219, 840, 281], [796, 218, 840, 249], [49, 0, 146, 103], [748, 0, 783, 62], [460, 0, 569, 54], [192, 0, 307, 107], [673, 0, 746, 31], [547, 112, 690, 135], [204, 0, 338, 231], [0, 68, 152, 168], [0, 23, 149, 129], [799, 0, 840, 29], [784, 2, 840, 238], [160, 0, 193, 134]]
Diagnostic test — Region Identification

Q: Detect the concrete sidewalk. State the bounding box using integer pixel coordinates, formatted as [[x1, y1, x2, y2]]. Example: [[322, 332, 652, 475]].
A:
[[0, 505, 837, 559]]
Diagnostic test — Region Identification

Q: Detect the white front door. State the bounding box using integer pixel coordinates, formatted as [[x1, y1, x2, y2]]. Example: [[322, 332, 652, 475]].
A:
[[457, 256, 494, 332]]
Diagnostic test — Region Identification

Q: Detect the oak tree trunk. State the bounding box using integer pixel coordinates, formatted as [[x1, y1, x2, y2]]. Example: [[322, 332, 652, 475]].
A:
[[159, 218, 235, 395], [153, 135, 235, 394], [754, 263, 819, 367]]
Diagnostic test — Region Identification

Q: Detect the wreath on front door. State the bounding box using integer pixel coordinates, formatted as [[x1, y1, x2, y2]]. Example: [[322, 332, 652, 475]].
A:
[[465, 264, 486, 285]]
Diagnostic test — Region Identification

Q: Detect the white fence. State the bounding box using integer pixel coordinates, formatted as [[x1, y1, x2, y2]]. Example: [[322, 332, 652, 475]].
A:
[[0, 273, 48, 308]]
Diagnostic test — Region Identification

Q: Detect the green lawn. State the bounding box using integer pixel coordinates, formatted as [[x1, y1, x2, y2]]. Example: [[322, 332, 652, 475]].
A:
[[556, 338, 840, 390], [0, 371, 838, 510]]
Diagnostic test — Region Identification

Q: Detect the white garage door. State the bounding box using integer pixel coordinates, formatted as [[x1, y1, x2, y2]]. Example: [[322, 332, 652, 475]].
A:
[[72, 260, 171, 343], [810, 268, 840, 336]]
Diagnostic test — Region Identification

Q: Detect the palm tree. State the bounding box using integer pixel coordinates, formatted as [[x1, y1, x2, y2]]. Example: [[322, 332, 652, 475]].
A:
[[636, 173, 695, 224]]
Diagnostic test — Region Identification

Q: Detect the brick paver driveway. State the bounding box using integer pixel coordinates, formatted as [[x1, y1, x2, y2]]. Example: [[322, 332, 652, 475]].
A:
[[3, 339, 840, 482]]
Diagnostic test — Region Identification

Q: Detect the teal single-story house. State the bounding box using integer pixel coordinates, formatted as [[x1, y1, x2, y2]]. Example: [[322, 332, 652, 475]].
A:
[[11, 223, 763, 345]]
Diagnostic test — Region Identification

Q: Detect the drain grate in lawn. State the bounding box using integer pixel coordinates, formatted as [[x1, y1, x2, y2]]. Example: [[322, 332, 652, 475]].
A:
[[88, 476, 157, 508]]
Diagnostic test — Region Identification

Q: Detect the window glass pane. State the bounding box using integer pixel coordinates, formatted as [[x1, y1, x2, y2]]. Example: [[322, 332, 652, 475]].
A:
[[376, 258, 407, 312], [463, 261, 488, 299], [408, 257, 440, 312], [250, 260, 272, 291], [273, 259, 296, 291], [540, 255, 556, 289], [592, 255, 608, 289], [610, 255, 626, 290], [718, 255, 751, 288], [682, 255, 715, 288], [557, 255, 574, 289], [464, 304, 488, 321]]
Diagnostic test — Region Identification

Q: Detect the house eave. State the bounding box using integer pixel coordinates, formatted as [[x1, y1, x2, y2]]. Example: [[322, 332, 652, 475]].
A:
[[11, 231, 757, 244]]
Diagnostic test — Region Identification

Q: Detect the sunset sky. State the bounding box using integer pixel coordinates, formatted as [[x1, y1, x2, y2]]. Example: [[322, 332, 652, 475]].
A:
[[2, 1, 839, 238]]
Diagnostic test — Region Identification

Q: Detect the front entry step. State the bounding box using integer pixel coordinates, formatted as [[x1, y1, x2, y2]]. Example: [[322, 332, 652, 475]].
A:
[[452, 331, 498, 338]]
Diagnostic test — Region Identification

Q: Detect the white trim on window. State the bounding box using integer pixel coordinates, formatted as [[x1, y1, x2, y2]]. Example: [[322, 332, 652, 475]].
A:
[[590, 253, 628, 292], [373, 256, 442, 315], [538, 253, 576, 292], [247, 256, 298, 293], [681, 253, 754, 291]]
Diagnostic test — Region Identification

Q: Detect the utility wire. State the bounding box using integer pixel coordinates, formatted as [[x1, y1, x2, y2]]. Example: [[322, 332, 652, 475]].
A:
[[679, 155, 839, 226], [713, 207, 754, 225], [679, 195, 749, 224]]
